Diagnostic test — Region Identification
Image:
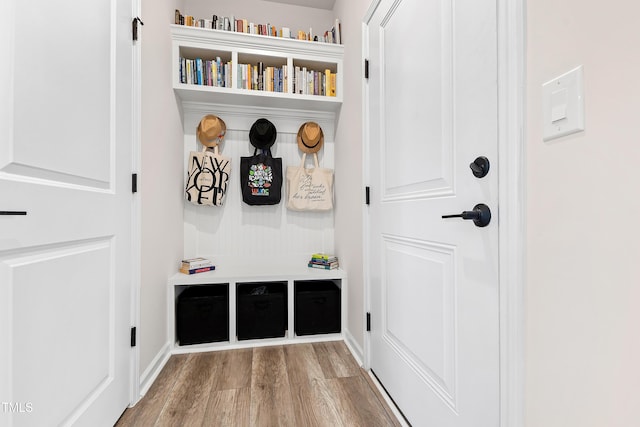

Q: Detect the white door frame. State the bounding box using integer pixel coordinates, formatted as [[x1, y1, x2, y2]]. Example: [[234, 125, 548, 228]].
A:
[[130, 0, 143, 406], [361, 1, 526, 426]]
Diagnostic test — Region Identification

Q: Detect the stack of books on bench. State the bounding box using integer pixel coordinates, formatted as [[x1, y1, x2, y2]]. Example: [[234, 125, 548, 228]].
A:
[[308, 253, 339, 270], [180, 257, 215, 274]]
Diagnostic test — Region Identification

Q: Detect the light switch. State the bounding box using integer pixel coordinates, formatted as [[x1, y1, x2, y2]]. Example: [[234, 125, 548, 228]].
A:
[[550, 88, 568, 122], [542, 65, 584, 141]]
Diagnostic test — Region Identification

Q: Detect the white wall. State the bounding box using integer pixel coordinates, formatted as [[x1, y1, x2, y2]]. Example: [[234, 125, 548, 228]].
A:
[[139, 0, 185, 378], [332, 0, 371, 356], [182, 122, 336, 266], [525, 1, 640, 425]]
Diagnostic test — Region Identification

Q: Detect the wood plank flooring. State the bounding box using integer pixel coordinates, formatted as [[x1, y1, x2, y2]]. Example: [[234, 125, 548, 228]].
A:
[[116, 341, 401, 427]]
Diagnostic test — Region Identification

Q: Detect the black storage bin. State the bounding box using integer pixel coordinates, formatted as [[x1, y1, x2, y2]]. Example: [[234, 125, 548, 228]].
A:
[[295, 280, 341, 335], [237, 282, 287, 340], [176, 284, 229, 345]]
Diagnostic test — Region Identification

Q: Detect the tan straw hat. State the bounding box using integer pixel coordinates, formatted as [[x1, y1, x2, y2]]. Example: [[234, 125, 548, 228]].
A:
[[296, 122, 324, 154], [197, 115, 226, 148]]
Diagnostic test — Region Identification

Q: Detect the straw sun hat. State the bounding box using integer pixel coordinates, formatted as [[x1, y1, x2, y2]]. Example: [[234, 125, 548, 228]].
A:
[[196, 114, 226, 148], [296, 122, 324, 154]]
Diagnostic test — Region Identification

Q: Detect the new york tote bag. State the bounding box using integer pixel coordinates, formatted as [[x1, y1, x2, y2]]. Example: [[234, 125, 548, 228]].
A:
[[185, 147, 231, 206], [240, 148, 283, 205], [286, 153, 333, 211]]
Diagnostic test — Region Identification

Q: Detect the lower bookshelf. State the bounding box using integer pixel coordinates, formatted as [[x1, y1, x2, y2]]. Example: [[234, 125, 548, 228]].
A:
[[167, 263, 346, 353]]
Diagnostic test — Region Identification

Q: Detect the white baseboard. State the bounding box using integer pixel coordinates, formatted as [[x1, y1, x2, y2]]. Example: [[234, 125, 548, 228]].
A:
[[344, 329, 364, 367], [367, 370, 410, 427], [343, 329, 407, 425], [137, 341, 171, 401]]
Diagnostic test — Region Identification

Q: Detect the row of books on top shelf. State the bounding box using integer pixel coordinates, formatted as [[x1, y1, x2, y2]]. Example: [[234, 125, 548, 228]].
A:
[[175, 10, 342, 45], [308, 253, 339, 270], [180, 257, 215, 275], [179, 58, 337, 97]]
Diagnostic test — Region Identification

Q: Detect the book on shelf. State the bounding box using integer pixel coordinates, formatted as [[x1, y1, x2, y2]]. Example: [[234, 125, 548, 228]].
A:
[[309, 259, 339, 267], [329, 73, 336, 97], [308, 263, 338, 270], [180, 265, 216, 275], [181, 257, 213, 269], [311, 253, 337, 261]]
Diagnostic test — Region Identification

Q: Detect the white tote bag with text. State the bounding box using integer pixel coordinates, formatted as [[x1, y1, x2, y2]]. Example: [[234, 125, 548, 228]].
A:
[[185, 146, 231, 206], [286, 153, 333, 211]]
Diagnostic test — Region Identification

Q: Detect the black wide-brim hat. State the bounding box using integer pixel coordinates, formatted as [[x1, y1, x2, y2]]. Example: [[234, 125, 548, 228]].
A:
[[249, 118, 277, 149]]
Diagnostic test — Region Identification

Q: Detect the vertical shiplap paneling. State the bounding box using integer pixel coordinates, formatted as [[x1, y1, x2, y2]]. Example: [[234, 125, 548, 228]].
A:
[[183, 126, 335, 264]]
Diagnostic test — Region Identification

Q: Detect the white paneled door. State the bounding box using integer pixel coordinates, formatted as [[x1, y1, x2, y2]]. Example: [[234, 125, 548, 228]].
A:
[[367, 0, 499, 425], [0, 0, 133, 426]]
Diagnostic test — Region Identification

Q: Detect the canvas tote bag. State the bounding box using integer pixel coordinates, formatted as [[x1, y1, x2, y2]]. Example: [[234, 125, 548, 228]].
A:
[[185, 146, 231, 206], [286, 153, 333, 211]]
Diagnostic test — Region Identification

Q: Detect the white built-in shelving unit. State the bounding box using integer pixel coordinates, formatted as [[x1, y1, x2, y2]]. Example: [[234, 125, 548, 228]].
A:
[[171, 24, 343, 112], [169, 24, 346, 352]]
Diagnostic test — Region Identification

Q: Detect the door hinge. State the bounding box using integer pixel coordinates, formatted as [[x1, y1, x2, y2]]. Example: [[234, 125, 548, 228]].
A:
[[365, 186, 370, 205], [130, 327, 137, 347], [132, 17, 144, 41], [364, 59, 369, 79], [366, 312, 371, 332], [132, 173, 138, 193]]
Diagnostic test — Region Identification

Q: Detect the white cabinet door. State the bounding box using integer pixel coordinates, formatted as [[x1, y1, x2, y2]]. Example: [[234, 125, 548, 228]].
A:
[[367, 0, 500, 425], [0, 0, 133, 425]]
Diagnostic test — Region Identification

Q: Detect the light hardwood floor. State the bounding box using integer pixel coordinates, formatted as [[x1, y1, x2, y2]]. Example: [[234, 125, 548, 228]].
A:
[[115, 341, 402, 427]]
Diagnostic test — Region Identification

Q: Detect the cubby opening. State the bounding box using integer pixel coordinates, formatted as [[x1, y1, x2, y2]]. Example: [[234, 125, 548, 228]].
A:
[[236, 281, 288, 340], [175, 284, 229, 346]]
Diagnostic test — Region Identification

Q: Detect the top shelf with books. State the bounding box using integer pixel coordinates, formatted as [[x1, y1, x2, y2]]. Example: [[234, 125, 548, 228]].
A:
[[171, 25, 344, 113]]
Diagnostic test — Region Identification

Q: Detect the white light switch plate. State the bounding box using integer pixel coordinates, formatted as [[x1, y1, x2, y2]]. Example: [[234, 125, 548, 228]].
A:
[[542, 65, 584, 141]]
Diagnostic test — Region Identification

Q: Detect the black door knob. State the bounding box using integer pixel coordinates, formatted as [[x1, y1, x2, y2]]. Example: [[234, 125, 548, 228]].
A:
[[442, 203, 491, 227], [469, 156, 490, 178]]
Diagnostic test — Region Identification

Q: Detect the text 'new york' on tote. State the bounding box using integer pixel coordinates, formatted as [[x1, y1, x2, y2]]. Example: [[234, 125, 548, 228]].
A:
[[185, 146, 231, 206]]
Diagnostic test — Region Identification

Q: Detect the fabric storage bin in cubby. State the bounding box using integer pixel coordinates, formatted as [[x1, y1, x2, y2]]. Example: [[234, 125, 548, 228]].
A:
[[237, 281, 287, 340], [176, 284, 229, 345], [295, 280, 341, 335]]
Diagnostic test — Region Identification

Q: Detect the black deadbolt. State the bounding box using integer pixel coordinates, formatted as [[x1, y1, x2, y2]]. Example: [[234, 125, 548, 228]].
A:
[[470, 156, 490, 178], [442, 203, 492, 227]]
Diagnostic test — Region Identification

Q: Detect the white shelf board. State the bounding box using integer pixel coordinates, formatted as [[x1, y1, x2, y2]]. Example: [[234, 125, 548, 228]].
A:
[[169, 264, 346, 285], [174, 84, 342, 112], [171, 24, 344, 58]]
